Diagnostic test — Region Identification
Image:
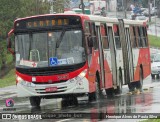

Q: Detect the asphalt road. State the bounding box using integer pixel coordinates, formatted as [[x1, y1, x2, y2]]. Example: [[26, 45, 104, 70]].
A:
[[1, 74, 160, 122]]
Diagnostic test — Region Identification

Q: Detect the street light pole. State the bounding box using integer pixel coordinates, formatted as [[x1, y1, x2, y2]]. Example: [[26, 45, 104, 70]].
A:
[[124, 0, 127, 19], [81, 0, 85, 14], [148, 0, 151, 22], [154, 0, 157, 37]]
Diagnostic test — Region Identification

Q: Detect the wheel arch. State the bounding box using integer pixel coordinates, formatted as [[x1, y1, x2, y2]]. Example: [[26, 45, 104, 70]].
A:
[[140, 64, 144, 79]]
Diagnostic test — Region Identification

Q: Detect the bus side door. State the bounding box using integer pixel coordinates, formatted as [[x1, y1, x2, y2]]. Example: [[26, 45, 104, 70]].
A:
[[95, 22, 105, 88], [107, 25, 117, 86]]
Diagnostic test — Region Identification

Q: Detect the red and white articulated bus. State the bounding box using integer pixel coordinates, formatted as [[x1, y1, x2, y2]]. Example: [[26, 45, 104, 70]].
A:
[[7, 13, 151, 107]]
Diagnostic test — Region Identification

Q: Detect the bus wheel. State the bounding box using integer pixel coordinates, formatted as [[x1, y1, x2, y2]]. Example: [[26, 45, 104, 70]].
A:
[[115, 72, 123, 94], [29, 97, 41, 107], [89, 77, 100, 102], [136, 68, 143, 91], [105, 88, 114, 98], [128, 83, 134, 92], [69, 96, 78, 106], [62, 96, 78, 107]]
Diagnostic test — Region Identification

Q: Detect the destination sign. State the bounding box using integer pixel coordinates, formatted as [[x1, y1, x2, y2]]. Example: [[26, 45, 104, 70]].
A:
[[15, 16, 81, 31], [26, 19, 69, 28]]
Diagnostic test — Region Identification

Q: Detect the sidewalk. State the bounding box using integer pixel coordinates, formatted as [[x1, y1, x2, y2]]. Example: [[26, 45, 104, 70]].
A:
[[0, 85, 17, 99]]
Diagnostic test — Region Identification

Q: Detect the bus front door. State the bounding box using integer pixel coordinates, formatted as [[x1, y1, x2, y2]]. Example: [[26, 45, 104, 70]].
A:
[[108, 26, 117, 87]]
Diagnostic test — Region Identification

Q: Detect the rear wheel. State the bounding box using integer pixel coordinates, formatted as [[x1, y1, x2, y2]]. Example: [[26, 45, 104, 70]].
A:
[[115, 71, 123, 94], [128, 83, 135, 92], [29, 97, 41, 107], [136, 68, 143, 91], [105, 88, 114, 98]]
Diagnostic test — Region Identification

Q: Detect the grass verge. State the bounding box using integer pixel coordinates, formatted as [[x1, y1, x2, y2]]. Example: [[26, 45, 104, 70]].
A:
[[149, 35, 160, 47], [0, 68, 16, 88]]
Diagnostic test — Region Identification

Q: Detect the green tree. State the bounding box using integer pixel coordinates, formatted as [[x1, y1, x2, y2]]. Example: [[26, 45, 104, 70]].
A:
[[0, 0, 50, 70], [141, 0, 160, 18], [52, 0, 70, 13]]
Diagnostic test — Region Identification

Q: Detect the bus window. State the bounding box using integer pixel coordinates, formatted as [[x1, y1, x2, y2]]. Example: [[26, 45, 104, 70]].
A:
[[113, 24, 121, 49], [135, 26, 140, 48], [91, 22, 98, 50], [100, 23, 109, 49], [137, 26, 143, 47], [141, 27, 148, 47], [130, 26, 137, 48]]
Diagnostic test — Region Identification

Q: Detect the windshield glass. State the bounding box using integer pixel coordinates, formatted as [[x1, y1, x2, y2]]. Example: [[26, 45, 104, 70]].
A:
[[153, 54, 160, 62], [15, 29, 85, 68]]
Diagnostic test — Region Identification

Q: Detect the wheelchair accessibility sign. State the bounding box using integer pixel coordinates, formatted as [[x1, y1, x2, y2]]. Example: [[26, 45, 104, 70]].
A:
[[49, 57, 58, 66]]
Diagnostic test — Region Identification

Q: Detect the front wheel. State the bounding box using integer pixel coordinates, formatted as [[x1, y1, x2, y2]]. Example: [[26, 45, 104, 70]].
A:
[[89, 76, 101, 102], [29, 97, 41, 107], [62, 96, 78, 107]]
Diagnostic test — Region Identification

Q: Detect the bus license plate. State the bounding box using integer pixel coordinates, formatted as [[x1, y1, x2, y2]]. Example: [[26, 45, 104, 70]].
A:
[[45, 87, 57, 92]]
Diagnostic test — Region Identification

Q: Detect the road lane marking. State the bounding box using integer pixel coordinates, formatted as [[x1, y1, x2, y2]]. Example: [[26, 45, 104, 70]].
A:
[[56, 119, 73, 122]]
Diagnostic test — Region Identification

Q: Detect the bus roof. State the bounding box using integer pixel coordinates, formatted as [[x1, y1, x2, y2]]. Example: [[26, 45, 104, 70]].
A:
[[14, 13, 146, 26]]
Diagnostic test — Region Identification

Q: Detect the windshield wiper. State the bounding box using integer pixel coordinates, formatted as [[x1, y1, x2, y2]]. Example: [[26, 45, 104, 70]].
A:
[[56, 30, 65, 48], [28, 33, 33, 60]]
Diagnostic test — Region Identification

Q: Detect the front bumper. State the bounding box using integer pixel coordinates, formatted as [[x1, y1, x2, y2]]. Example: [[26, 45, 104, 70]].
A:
[[17, 77, 89, 97]]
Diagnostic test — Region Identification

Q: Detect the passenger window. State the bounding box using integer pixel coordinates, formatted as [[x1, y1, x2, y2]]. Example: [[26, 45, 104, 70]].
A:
[[141, 27, 148, 47], [135, 26, 140, 47], [137, 27, 143, 47], [130, 26, 137, 48], [113, 24, 121, 48], [100, 24, 109, 49], [91, 23, 98, 50]]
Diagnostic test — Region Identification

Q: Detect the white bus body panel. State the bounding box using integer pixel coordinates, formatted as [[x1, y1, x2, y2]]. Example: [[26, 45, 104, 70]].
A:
[[17, 77, 89, 97]]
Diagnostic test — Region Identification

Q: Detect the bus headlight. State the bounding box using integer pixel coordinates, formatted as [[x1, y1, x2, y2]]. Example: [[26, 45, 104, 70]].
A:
[[79, 69, 87, 78], [17, 76, 35, 87], [75, 69, 87, 81], [69, 69, 87, 83]]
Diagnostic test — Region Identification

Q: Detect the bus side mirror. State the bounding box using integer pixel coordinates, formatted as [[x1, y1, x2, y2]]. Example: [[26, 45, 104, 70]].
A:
[[7, 29, 15, 55], [87, 36, 93, 47]]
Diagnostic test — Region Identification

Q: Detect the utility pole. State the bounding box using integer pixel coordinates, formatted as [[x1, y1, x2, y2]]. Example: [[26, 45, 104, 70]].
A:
[[124, 0, 127, 19], [154, 0, 157, 37], [81, 0, 85, 14], [50, 0, 53, 14], [148, 0, 151, 22]]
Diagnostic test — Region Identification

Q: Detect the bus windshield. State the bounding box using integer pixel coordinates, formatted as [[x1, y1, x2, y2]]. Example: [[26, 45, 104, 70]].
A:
[[15, 29, 85, 68]]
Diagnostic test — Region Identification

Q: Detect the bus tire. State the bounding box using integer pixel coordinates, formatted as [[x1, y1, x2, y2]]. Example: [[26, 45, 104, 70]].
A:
[[29, 97, 41, 107], [115, 71, 123, 94], [105, 88, 114, 98], [89, 76, 100, 102], [136, 68, 143, 91], [128, 83, 134, 92], [69, 96, 78, 106], [62, 96, 78, 107]]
